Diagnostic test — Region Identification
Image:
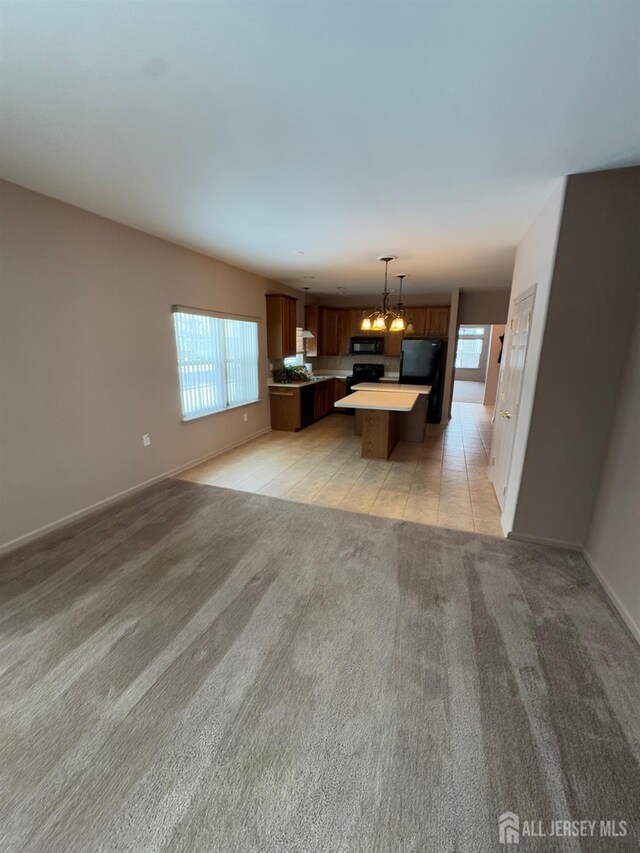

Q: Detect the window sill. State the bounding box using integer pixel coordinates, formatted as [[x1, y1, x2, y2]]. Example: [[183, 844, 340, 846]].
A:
[[181, 398, 263, 423]]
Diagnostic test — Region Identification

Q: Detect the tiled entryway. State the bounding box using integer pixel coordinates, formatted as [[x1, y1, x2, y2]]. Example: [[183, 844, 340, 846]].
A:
[[176, 403, 503, 537]]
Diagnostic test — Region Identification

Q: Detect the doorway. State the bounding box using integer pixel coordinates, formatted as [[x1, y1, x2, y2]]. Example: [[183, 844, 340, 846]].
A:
[[453, 325, 489, 402], [453, 324, 506, 405]]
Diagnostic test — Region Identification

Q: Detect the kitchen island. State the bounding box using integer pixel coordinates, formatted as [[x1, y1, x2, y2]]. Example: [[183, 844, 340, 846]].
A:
[[335, 384, 431, 459]]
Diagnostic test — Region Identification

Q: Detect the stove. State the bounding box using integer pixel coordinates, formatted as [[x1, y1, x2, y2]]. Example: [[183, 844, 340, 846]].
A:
[[344, 363, 384, 413]]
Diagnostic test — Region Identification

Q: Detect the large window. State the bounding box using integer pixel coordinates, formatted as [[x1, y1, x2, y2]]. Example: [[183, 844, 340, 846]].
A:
[[172, 306, 259, 420], [455, 326, 486, 369]]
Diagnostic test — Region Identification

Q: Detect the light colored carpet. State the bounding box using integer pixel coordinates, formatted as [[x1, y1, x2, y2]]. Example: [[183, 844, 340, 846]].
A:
[[0, 479, 639, 852], [453, 379, 485, 403]]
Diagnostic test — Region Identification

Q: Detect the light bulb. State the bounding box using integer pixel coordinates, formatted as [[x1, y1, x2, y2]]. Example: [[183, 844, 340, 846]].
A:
[[372, 315, 387, 331], [360, 316, 372, 331]]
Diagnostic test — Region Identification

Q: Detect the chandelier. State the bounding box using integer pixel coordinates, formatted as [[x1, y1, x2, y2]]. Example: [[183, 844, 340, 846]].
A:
[[360, 257, 408, 332]]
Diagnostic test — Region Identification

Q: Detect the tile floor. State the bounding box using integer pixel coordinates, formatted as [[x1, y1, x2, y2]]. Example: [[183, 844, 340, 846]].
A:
[[176, 403, 503, 537], [452, 379, 485, 403]]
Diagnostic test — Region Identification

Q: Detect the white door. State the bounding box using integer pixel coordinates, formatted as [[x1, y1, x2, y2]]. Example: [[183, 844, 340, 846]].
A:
[[490, 290, 535, 510]]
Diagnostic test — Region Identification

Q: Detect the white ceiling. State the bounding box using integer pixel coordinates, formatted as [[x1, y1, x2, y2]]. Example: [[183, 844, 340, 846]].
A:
[[1, 1, 639, 296]]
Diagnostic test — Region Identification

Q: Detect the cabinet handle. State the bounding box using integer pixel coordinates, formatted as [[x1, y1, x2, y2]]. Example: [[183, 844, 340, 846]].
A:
[[270, 391, 295, 397]]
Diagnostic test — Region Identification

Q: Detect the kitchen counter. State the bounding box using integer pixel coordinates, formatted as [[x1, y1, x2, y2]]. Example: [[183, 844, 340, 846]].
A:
[[268, 376, 335, 389]]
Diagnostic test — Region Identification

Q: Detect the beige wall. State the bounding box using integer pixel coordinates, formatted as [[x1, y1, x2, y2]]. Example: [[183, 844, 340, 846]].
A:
[[457, 290, 510, 325], [584, 301, 640, 642], [511, 167, 640, 547], [0, 180, 300, 552]]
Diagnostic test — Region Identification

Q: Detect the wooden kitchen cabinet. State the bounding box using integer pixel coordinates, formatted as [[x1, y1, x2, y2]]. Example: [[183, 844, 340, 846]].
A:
[[427, 307, 450, 337], [401, 306, 450, 338], [351, 309, 367, 336], [383, 331, 404, 357], [338, 310, 353, 356], [313, 379, 335, 420], [321, 308, 340, 356], [333, 378, 347, 407], [266, 294, 298, 359], [270, 379, 335, 431], [302, 303, 450, 359], [269, 387, 301, 431], [405, 307, 427, 337], [304, 305, 319, 357]]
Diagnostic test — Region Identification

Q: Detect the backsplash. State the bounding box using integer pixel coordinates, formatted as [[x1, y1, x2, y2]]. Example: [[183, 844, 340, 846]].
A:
[[309, 355, 400, 372], [268, 354, 401, 378]]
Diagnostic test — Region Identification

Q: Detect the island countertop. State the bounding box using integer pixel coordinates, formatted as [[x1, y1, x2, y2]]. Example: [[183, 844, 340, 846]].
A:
[[351, 382, 432, 395], [335, 390, 419, 412]]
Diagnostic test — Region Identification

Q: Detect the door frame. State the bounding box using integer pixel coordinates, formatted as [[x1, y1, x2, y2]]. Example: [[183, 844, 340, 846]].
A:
[[490, 284, 537, 511]]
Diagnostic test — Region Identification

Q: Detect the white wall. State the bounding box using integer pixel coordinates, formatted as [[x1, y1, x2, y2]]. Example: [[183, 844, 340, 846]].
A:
[[498, 180, 566, 534], [511, 167, 640, 547], [584, 302, 640, 642], [0, 180, 300, 552]]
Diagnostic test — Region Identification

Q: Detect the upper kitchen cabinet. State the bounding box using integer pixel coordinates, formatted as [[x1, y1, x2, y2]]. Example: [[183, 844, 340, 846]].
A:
[[426, 307, 450, 337], [266, 294, 298, 359], [301, 303, 450, 357], [403, 306, 450, 338], [338, 310, 354, 356], [321, 308, 340, 356], [304, 305, 352, 356], [304, 305, 319, 357], [383, 331, 404, 357], [405, 307, 427, 336]]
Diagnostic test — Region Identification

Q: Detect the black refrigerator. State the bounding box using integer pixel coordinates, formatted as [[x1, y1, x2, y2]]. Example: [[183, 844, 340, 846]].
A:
[[399, 338, 447, 423]]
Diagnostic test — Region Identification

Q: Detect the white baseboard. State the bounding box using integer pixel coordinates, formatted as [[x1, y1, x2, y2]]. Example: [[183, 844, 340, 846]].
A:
[[582, 548, 640, 646], [506, 531, 583, 551], [0, 427, 272, 557]]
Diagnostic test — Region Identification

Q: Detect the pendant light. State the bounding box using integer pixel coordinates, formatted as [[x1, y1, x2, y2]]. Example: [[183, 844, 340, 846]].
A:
[[389, 274, 408, 331], [360, 256, 405, 332]]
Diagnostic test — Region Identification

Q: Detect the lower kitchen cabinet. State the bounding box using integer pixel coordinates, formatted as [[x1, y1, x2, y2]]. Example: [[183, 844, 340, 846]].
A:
[[269, 387, 301, 431], [333, 378, 347, 408], [269, 379, 336, 431], [313, 380, 334, 420]]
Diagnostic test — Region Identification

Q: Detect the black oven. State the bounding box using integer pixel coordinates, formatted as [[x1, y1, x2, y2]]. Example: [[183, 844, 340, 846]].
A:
[[350, 336, 384, 355]]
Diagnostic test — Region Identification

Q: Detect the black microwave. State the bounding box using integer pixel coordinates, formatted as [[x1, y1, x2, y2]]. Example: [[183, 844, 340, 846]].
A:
[[350, 336, 384, 355]]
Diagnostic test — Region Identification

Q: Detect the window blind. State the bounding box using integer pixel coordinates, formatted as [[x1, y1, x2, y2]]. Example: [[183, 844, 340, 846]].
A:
[[172, 308, 259, 420]]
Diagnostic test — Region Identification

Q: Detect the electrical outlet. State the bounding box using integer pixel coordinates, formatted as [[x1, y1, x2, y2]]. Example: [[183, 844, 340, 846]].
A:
[[243, 413, 248, 422], [143, 434, 151, 447]]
